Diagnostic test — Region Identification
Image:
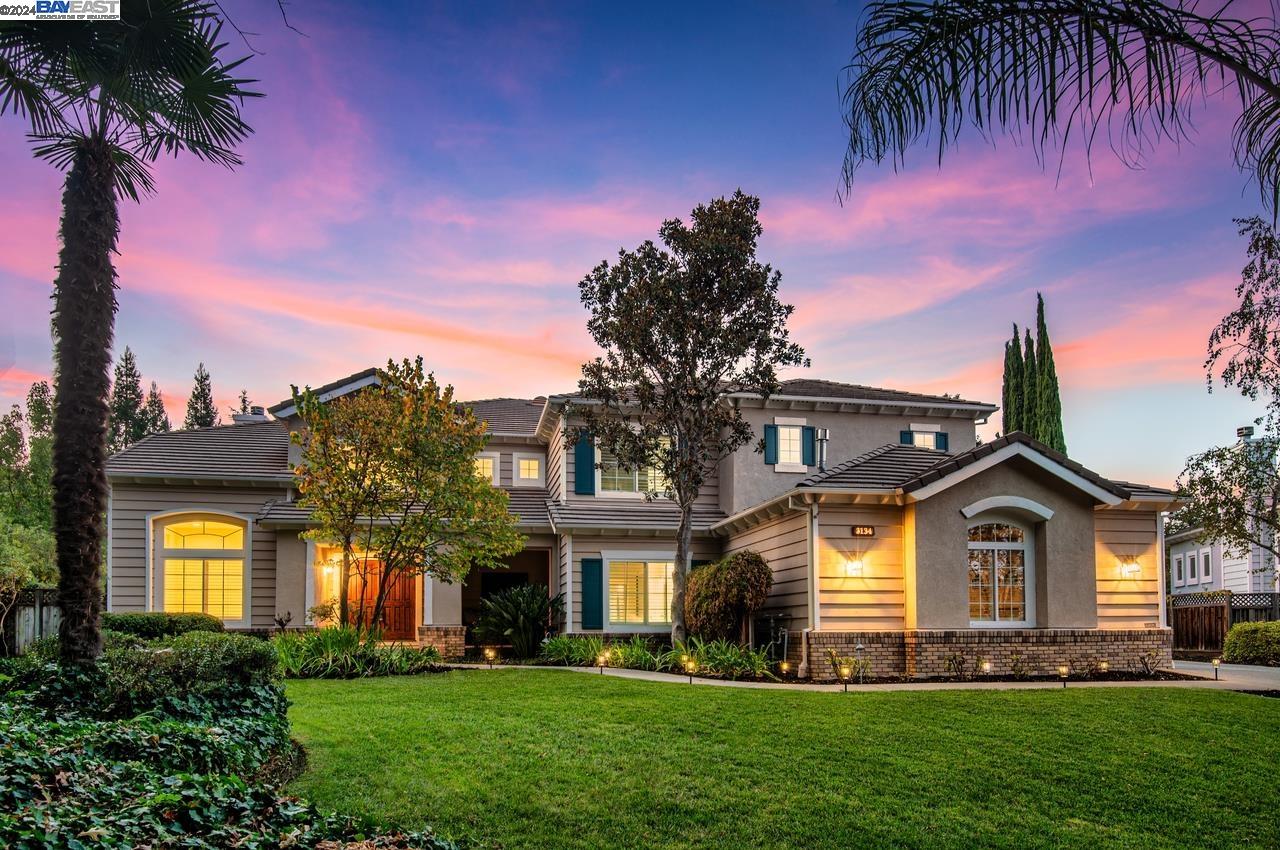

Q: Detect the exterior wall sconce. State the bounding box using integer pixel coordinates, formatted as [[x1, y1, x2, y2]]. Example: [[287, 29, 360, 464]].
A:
[[844, 555, 865, 577], [1119, 557, 1141, 578]]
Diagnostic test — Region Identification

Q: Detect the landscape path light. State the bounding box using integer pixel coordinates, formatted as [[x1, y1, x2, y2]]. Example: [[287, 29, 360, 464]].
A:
[[839, 664, 852, 693], [855, 643, 866, 684], [1213, 657, 1221, 680], [1057, 664, 1069, 688], [684, 659, 697, 684], [779, 660, 791, 678], [1098, 660, 1109, 674], [598, 653, 609, 675], [484, 647, 496, 669], [980, 659, 992, 676]]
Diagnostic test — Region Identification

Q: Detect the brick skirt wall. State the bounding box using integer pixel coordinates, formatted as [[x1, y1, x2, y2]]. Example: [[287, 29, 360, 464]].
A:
[[791, 628, 1172, 680], [417, 625, 466, 660]]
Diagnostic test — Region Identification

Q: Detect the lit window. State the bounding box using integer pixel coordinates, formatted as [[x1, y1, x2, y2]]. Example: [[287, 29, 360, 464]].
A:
[[608, 560, 674, 625], [159, 516, 246, 622], [967, 522, 1030, 625], [777, 426, 803, 465], [474, 455, 496, 483], [913, 432, 937, 449], [599, 441, 669, 494], [902, 429, 949, 451], [512, 453, 543, 486], [519, 458, 540, 479]]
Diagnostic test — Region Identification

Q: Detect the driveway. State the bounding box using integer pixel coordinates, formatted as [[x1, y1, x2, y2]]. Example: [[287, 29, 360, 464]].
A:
[[1171, 660, 1280, 691]]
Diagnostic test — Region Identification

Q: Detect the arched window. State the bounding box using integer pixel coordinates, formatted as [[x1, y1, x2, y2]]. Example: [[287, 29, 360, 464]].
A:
[[157, 514, 248, 624], [967, 520, 1033, 626]]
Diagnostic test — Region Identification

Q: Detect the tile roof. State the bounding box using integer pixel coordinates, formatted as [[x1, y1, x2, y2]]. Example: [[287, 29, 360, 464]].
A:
[[107, 421, 291, 481], [268, 367, 380, 414], [799, 443, 948, 490], [773, 378, 993, 409], [548, 499, 725, 533], [465, 398, 545, 436], [257, 487, 552, 530]]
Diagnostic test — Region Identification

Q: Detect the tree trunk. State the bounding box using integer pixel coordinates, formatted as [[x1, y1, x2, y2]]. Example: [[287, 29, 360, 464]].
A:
[[54, 139, 119, 666], [670, 502, 693, 644], [338, 547, 352, 626]]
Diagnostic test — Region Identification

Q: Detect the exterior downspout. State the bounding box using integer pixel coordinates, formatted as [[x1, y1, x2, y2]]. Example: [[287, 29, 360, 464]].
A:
[[799, 501, 821, 678], [1156, 511, 1168, 629]]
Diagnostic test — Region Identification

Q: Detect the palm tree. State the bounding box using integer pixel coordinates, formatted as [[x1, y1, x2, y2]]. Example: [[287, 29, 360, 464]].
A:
[[841, 1, 1280, 208], [0, 1, 258, 663]]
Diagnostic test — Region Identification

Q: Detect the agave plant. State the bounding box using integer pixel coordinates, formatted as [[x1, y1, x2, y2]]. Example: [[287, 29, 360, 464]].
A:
[[474, 584, 564, 659]]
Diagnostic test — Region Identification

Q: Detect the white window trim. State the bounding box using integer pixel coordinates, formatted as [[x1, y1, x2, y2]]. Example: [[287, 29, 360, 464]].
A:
[[1187, 550, 1199, 583], [909, 423, 941, 432], [511, 452, 545, 487], [593, 446, 671, 500], [1200, 547, 1212, 584], [1173, 554, 1184, 587], [773, 416, 808, 473], [602, 549, 677, 633], [475, 451, 501, 486], [966, 515, 1035, 628], [148, 509, 253, 629]]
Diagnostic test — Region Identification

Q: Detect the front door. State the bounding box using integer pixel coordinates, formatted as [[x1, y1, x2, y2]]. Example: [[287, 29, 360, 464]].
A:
[[348, 566, 416, 640]]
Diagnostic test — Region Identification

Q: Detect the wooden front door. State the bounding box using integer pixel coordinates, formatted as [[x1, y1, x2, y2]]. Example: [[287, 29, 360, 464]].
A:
[[349, 567, 416, 640]]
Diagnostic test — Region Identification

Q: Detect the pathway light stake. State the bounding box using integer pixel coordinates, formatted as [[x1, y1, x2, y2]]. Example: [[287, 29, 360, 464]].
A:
[[855, 643, 866, 685], [1098, 660, 1109, 674], [839, 664, 852, 693], [685, 659, 697, 684], [484, 647, 496, 669], [1213, 657, 1221, 680], [779, 660, 791, 678], [598, 653, 609, 675], [980, 659, 992, 676], [1057, 664, 1068, 688]]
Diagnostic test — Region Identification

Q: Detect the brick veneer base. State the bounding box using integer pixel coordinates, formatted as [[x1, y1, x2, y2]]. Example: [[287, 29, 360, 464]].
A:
[[417, 625, 466, 660], [792, 628, 1172, 680]]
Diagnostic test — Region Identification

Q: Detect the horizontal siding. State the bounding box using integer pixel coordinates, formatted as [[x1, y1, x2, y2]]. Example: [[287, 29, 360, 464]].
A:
[[109, 484, 286, 628], [726, 511, 810, 628], [817, 505, 905, 631], [1094, 509, 1161, 629], [569, 535, 721, 632]]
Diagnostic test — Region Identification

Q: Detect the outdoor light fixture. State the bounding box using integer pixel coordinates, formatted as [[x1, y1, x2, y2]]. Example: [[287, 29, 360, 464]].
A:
[[1098, 660, 1110, 674], [685, 659, 697, 684], [839, 664, 852, 692], [1118, 557, 1141, 578], [1213, 657, 1221, 680], [855, 643, 866, 685], [597, 653, 609, 675], [1057, 664, 1069, 687], [484, 647, 496, 669], [779, 660, 791, 677], [981, 659, 992, 675], [844, 555, 865, 577]]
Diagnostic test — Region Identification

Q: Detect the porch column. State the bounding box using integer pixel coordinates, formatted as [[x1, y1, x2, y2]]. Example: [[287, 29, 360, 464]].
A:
[[418, 577, 464, 659]]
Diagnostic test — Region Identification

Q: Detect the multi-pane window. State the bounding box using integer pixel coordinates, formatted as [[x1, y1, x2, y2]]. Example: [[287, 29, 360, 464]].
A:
[[776, 426, 803, 465], [160, 517, 246, 622], [1174, 556, 1184, 585], [474, 456, 496, 483], [512, 453, 543, 486], [599, 442, 670, 494], [1188, 552, 1198, 582], [1201, 549, 1212, 581], [913, 432, 938, 449], [608, 560, 675, 625], [967, 522, 1029, 624], [519, 458, 540, 479]]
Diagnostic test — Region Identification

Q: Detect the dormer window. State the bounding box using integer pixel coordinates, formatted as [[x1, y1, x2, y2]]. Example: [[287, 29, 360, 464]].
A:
[[900, 425, 949, 452]]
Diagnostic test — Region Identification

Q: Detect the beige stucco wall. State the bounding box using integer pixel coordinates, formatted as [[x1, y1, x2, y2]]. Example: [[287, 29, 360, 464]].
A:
[[108, 483, 287, 629], [719, 408, 979, 514], [909, 457, 1099, 630]]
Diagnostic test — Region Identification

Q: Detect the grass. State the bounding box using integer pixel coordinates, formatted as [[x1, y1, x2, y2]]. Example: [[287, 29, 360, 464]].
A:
[[287, 670, 1280, 849]]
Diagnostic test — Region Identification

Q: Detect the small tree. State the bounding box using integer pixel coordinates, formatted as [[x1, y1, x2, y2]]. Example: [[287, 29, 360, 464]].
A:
[[184, 362, 220, 429], [1021, 327, 1038, 438], [235, 389, 252, 415], [0, 382, 54, 531], [571, 191, 806, 643], [1001, 324, 1023, 434], [0, 516, 56, 654], [141, 382, 171, 435], [1177, 437, 1280, 572], [685, 551, 773, 643], [108, 346, 146, 452], [1034, 294, 1067, 454]]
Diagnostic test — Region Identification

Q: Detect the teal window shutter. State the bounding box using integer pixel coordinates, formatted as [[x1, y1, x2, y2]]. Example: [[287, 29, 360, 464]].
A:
[[764, 424, 778, 464], [900, 430, 913, 445], [574, 432, 595, 495], [802, 426, 816, 466], [581, 558, 603, 630], [935, 432, 949, 452]]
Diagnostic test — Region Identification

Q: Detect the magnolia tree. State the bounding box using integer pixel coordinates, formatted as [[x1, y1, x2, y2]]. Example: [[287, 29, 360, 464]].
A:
[[570, 190, 806, 643], [293, 358, 524, 633]]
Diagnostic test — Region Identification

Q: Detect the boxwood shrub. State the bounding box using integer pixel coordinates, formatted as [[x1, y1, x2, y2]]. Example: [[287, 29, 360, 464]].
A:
[[101, 611, 224, 638], [1222, 621, 1280, 666]]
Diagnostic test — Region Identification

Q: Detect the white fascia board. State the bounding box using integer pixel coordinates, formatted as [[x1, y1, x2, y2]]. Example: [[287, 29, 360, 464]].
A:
[[905, 443, 1123, 506]]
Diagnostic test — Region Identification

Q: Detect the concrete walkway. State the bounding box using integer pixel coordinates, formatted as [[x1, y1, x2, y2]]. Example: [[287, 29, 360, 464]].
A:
[[454, 661, 1276, 694]]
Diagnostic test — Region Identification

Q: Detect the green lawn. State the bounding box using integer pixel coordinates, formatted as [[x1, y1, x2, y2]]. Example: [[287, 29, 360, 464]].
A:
[[287, 670, 1279, 849]]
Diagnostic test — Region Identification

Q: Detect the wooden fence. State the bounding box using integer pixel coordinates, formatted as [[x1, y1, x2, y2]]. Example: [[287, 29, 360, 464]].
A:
[[1, 588, 60, 657], [1169, 591, 1280, 655]]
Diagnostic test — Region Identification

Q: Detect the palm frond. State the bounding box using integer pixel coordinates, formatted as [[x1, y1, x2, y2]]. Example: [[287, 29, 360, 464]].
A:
[[842, 0, 1280, 208]]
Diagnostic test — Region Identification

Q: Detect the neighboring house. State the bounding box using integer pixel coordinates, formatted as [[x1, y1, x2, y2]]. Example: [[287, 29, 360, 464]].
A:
[[105, 370, 1180, 677]]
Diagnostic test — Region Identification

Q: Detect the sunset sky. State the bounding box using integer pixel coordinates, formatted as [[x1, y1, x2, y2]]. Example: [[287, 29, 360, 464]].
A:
[[0, 0, 1268, 487]]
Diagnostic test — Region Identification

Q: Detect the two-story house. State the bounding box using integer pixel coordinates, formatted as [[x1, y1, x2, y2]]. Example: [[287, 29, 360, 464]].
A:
[[105, 370, 1180, 676]]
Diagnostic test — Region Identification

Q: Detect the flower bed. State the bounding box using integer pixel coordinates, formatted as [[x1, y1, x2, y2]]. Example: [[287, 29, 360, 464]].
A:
[[539, 635, 778, 681], [0, 631, 458, 849], [272, 627, 446, 679]]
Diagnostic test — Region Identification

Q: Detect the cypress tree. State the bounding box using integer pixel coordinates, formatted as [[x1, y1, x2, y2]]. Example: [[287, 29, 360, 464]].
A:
[[1034, 293, 1067, 454], [1021, 327, 1038, 441], [183, 363, 220, 429], [236, 389, 251, 414], [142, 381, 171, 434], [1001, 324, 1023, 434], [107, 347, 146, 452]]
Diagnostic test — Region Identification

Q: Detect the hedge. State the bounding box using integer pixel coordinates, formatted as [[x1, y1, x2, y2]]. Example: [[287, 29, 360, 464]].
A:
[[101, 611, 224, 638], [1222, 621, 1280, 666]]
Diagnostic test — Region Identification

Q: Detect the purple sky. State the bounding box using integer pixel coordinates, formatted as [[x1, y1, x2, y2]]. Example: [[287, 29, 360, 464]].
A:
[[0, 0, 1268, 486]]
